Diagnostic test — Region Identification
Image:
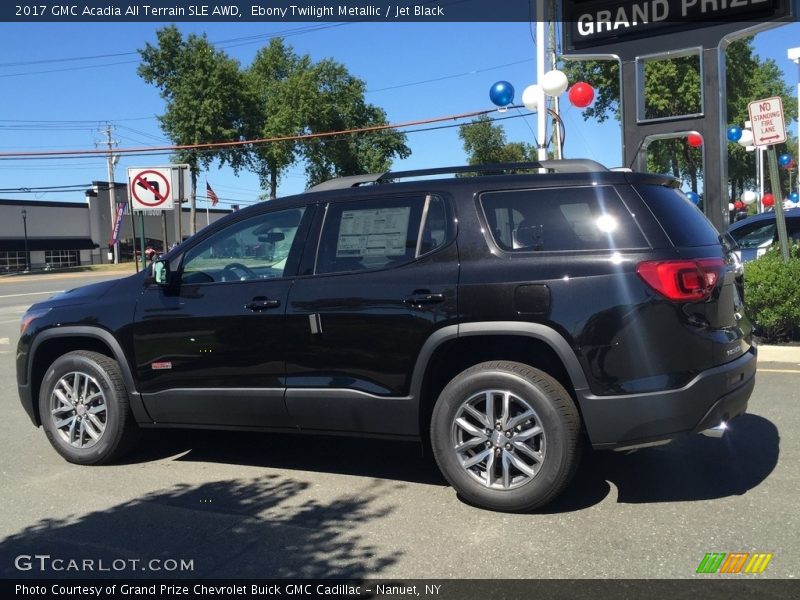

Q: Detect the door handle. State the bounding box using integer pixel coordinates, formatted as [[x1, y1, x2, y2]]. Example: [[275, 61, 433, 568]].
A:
[[245, 297, 281, 311], [404, 291, 446, 307]]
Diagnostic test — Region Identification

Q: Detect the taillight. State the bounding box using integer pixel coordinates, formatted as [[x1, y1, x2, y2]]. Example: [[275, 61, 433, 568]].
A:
[[636, 258, 725, 302]]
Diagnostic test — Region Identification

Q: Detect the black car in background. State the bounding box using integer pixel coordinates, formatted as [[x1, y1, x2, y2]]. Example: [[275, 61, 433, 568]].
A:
[[16, 161, 756, 512]]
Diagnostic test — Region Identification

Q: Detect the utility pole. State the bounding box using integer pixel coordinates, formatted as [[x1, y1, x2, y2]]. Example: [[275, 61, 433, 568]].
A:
[[549, 2, 562, 159], [535, 0, 547, 166], [103, 123, 120, 264]]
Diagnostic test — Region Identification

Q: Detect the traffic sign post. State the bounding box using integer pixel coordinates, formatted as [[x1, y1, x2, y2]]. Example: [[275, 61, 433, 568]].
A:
[[128, 166, 190, 270], [748, 96, 790, 262], [766, 148, 791, 262]]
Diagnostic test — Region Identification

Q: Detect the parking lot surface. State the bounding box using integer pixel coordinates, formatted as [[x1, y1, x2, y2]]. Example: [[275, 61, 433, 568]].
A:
[[0, 272, 798, 581]]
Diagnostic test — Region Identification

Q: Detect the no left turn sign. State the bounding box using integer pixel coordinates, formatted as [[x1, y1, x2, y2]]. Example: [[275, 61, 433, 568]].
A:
[[128, 167, 174, 210]]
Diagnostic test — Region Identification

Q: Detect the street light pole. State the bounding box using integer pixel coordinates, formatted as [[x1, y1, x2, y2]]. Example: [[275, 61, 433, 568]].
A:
[[21, 209, 29, 272]]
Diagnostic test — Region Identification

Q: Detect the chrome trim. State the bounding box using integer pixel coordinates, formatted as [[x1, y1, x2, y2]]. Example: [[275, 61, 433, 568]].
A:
[[700, 421, 728, 439]]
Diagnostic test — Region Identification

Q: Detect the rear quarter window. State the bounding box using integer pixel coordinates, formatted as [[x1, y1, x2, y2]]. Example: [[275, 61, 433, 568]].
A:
[[638, 185, 720, 247], [480, 185, 647, 252]]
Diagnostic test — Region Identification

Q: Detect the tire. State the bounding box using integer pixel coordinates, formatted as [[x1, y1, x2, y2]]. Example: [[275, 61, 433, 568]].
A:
[[430, 361, 581, 512], [38, 350, 139, 465]]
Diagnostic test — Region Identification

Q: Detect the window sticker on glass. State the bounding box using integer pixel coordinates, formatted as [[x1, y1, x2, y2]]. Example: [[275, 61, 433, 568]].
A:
[[336, 207, 411, 257]]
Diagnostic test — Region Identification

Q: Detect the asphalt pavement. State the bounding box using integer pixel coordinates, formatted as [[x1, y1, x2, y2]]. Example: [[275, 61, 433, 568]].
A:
[[0, 271, 798, 582]]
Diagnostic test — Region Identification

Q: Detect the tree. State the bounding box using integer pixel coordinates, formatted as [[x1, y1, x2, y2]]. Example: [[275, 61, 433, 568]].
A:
[[459, 116, 536, 166], [138, 26, 250, 234], [244, 39, 312, 201], [301, 58, 410, 187], [562, 39, 797, 194], [245, 40, 410, 198]]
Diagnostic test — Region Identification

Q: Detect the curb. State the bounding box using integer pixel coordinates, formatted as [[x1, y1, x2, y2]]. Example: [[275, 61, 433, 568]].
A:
[[758, 344, 800, 365]]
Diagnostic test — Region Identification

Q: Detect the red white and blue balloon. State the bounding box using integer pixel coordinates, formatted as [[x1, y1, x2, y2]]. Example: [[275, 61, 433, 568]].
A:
[[727, 126, 742, 142], [489, 81, 515, 107]]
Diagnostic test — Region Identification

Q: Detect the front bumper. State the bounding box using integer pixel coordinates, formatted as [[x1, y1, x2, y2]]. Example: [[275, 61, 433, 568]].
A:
[[578, 347, 757, 449], [18, 383, 37, 426]]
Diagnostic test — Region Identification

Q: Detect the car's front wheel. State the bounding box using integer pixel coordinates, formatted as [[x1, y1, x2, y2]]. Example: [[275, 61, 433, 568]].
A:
[[430, 361, 581, 512], [39, 350, 139, 465]]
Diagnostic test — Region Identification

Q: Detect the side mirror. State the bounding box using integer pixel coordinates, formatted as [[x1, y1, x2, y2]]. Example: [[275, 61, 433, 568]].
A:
[[152, 258, 170, 286]]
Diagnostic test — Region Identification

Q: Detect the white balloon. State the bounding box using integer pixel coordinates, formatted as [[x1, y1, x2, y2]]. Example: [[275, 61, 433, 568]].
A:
[[728, 203, 735, 211], [738, 129, 754, 146], [541, 70, 569, 97], [522, 84, 542, 111], [742, 190, 758, 205]]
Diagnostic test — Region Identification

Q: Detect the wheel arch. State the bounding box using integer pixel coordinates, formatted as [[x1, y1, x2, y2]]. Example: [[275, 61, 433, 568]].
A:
[[28, 327, 148, 426], [411, 322, 590, 441]]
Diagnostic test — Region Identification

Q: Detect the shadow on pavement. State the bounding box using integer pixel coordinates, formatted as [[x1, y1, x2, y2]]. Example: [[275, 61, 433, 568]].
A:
[[126, 429, 447, 487], [114, 413, 777, 515], [0, 474, 400, 579], [544, 413, 780, 512]]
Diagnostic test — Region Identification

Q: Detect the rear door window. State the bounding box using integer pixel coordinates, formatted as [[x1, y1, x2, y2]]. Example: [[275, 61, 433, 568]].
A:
[[480, 186, 647, 251], [315, 194, 450, 274]]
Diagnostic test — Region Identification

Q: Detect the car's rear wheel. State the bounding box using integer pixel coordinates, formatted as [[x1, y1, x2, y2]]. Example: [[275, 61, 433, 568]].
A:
[[431, 361, 581, 512], [39, 350, 139, 465]]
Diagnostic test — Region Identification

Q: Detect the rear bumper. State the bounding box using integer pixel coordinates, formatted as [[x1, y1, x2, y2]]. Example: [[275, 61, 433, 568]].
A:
[[578, 347, 757, 449]]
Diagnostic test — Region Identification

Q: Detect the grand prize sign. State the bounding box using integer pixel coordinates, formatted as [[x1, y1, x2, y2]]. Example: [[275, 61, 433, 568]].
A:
[[563, 0, 796, 53], [560, 0, 797, 231]]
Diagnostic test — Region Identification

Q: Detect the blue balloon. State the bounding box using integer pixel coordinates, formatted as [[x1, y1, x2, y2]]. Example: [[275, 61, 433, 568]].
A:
[[790, 191, 800, 203], [489, 81, 515, 107], [686, 191, 700, 204], [726, 126, 742, 142], [779, 153, 793, 167]]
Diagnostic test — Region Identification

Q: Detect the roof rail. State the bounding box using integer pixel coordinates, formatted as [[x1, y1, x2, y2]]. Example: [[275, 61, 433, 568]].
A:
[[306, 159, 609, 192]]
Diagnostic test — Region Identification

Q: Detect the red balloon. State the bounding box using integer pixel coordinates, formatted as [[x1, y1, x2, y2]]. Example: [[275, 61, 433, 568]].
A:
[[687, 133, 703, 148], [786, 159, 795, 170], [568, 82, 595, 108], [762, 193, 775, 207], [734, 200, 744, 210]]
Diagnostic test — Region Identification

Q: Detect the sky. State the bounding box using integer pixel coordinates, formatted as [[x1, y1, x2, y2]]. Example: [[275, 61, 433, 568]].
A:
[[1, 19, 799, 210]]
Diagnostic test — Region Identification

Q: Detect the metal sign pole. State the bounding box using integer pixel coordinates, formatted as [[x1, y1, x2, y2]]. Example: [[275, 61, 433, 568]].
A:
[[130, 205, 139, 273], [139, 212, 147, 271], [766, 147, 791, 262]]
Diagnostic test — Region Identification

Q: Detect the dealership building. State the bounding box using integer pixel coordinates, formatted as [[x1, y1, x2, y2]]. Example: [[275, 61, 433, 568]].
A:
[[0, 182, 230, 272]]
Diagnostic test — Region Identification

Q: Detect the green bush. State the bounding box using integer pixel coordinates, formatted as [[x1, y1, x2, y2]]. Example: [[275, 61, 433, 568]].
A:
[[743, 243, 800, 342]]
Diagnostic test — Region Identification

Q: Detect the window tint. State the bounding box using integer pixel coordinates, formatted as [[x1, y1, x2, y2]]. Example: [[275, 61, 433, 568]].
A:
[[638, 185, 720, 247], [730, 221, 776, 249], [181, 207, 305, 284], [316, 195, 433, 274], [480, 186, 647, 251], [419, 195, 448, 255]]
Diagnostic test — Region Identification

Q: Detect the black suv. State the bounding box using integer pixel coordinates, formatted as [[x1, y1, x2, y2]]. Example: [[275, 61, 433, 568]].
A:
[[16, 161, 756, 512]]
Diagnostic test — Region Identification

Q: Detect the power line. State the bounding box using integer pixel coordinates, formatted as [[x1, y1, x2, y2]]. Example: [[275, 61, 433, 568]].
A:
[[367, 58, 534, 93], [0, 24, 352, 79], [0, 110, 532, 164], [0, 106, 501, 159], [0, 184, 90, 192]]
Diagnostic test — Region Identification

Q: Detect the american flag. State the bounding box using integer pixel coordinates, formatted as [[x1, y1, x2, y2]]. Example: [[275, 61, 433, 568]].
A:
[[206, 182, 219, 207]]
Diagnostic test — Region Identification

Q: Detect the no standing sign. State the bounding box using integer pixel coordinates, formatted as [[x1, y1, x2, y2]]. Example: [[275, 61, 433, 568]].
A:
[[748, 97, 787, 147]]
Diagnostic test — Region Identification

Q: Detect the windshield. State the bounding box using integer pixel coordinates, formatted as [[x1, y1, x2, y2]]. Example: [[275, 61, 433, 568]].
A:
[[730, 221, 776, 249]]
